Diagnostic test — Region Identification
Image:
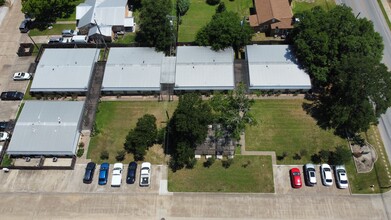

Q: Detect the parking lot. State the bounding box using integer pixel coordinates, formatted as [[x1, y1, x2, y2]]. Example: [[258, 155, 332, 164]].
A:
[[274, 165, 351, 195], [0, 163, 166, 194]]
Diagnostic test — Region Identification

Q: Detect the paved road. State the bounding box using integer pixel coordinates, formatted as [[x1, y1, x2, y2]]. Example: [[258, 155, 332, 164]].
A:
[[335, 0, 391, 166]]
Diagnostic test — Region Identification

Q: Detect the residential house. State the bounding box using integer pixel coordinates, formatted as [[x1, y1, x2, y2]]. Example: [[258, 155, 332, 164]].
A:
[[249, 0, 293, 36], [76, 0, 134, 42]]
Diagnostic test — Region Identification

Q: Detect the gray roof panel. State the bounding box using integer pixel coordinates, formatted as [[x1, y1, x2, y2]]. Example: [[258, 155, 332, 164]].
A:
[[7, 101, 84, 156]]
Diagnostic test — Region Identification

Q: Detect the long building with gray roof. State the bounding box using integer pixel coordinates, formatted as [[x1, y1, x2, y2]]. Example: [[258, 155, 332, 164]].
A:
[[7, 101, 85, 156]]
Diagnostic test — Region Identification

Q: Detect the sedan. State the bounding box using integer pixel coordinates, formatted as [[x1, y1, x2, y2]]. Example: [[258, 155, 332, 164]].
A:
[[111, 163, 124, 187], [140, 162, 151, 187], [13, 72, 32, 80], [83, 162, 96, 184], [0, 91, 24, 101], [321, 163, 333, 186], [0, 121, 8, 131], [98, 162, 109, 185], [334, 165, 349, 189], [304, 163, 317, 186], [126, 161, 138, 184], [290, 168, 302, 188], [0, 132, 9, 142]]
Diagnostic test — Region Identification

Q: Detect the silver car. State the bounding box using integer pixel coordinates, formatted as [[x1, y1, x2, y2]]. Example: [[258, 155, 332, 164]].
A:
[[321, 163, 333, 186], [334, 165, 348, 189], [304, 163, 317, 186]]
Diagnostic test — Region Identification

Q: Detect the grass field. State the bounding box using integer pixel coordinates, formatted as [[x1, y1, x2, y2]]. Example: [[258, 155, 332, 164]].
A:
[[291, 0, 336, 14], [245, 99, 346, 165], [168, 155, 274, 192], [178, 0, 252, 42], [115, 33, 136, 44], [29, 24, 76, 36], [88, 101, 177, 164]]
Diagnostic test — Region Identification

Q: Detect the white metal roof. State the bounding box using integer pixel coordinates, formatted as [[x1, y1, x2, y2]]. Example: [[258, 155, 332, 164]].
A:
[[160, 57, 176, 84], [246, 45, 311, 90], [175, 46, 235, 90], [77, 0, 128, 28], [102, 47, 165, 91], [7, 101, 84, 156], [31, 48, 99, 92]]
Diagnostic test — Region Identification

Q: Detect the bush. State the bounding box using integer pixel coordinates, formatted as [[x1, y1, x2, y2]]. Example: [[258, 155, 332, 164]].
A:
[[100, 149, 109, 160], [115, 150, 126, 161], [206, 0, 220, 6], [222, 158, 234, 168], [203, 156, 215, 168], [186, 158, 197, 169], [77, 148, 84, 157], [1, 154, 12, 167], [156, 127, 166, 145], [78, 142, 85, 148]]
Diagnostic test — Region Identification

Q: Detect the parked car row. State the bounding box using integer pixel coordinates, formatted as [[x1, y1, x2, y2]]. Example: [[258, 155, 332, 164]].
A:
[[83, 161, 151, 187], [290, 163, 348, 189]]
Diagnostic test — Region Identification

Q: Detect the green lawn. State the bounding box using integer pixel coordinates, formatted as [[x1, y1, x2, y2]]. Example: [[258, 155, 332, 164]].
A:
[[178, 0, 252, 42], [292, 0, 336, 14], [29, 24, 76, 36], [246, 99, 346, 165], [57, 0, 84, 21], [114, 33, 136, 44], [88, 101, 177, 164], [168, 155, 274, 192], [346, 126, 391, 193]]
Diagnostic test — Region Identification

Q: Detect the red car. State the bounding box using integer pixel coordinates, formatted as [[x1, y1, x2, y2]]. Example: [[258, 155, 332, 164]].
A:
[[290, 168, 302, 188]]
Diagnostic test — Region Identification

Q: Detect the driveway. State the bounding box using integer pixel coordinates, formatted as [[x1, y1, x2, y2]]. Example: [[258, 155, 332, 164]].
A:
[[0, 0, 35, 121]]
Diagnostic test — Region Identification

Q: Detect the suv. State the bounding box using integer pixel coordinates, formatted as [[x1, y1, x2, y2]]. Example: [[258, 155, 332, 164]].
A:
[[126, 161, 138, 184], [304, 163, 317, 186], [334, 165, 348, 189], [19, 19, 31, 33], [139, 162, 151, 187], [1, 91, 24, 100], [320, 163, 333, 186], [98, 162, 109, 185], [83, 162, 96, 184]]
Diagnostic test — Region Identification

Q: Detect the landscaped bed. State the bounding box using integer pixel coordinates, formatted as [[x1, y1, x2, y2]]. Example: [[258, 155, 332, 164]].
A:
[[168, 155, 274, 193], [87, 101, 177, 164]]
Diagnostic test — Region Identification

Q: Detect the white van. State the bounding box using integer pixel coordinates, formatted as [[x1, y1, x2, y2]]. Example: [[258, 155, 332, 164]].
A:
[[72, 35, 88, 43]]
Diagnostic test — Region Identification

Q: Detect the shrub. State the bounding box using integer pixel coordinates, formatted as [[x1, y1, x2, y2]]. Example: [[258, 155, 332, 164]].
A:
[[206, 0, 220, 6], [186, 158, 197, 169], [77, 148, 84, 157], [222, 158, 234, 168], [203, 156, 216, 168], [78, 142, 85, 148], [115, 150, 126, 161], [100, 149, 109, 160]]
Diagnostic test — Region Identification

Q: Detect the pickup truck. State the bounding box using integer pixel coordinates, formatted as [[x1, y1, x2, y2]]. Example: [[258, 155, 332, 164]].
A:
[[139, 162, 151, 187], [111, 163, 123, 187]]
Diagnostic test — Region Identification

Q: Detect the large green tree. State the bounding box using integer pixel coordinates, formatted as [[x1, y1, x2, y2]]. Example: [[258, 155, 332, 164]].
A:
[[136, 0, 173, 53], [168, 93, 213, 170], [124, 114, 157, 161], [195, 11, 253, 51], [290, 5, 391, 135], [177, 0, 190, 16], [22, 0, 78, 22], [210, 84, 257, 139]]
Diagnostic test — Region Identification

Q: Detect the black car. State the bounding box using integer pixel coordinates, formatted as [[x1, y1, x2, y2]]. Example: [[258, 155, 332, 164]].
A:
[[83, 162, 96, 184], [0, 121, 8, 131], [0, 91, 24, 101], [126, 161, 138, 184]]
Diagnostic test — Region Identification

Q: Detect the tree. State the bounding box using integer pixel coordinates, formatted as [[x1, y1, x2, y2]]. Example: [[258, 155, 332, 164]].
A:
[[136, 0, 173, 53], [168, 93, 213, 170], [330, 146, 352, 165], [177, 0, 190, 16], [290, 5, 391, 134], [195, 11, 253, 51], [210, 84, 257, 140], [22, 0, 78, 22], [290, 5, 383, 84], [124, 114, 157, 161]]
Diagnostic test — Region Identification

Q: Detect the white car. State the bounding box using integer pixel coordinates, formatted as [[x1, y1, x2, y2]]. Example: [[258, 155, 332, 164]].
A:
[[139, 162, 151, 187], [321, 163, 333, 186], [304, 163, 317, 186], [111, 163, 123, 187], [0, 132, 9, 142], [13, 72, 32, 81], [334, 165, 349, 189]]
